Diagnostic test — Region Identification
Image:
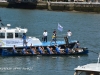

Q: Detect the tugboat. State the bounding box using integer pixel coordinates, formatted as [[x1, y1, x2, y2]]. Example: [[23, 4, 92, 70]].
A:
[[74, 54, 100, 75]]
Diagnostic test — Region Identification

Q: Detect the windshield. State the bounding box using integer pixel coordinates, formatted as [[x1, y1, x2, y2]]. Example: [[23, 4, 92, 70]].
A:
[[75, 71, 100, 75]]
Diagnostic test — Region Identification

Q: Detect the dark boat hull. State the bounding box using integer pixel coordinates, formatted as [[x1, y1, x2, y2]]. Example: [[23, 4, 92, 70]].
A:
[[2, 48, 88, 57], [0, 42, 76, 55]]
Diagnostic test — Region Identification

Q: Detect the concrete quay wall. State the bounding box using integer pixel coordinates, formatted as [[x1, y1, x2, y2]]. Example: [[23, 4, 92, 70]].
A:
[[49, 2, 100, 12], [0, 2, 100, 12]]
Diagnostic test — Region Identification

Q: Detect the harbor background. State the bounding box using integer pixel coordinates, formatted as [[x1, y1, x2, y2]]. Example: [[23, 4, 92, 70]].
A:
[[0, 8, 100, 75], [1, 1, 100, 12]]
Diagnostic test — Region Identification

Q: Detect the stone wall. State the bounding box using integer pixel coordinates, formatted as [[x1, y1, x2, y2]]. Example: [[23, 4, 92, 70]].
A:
[[49, 2, 100, 12], [0, 2, 100, 12]]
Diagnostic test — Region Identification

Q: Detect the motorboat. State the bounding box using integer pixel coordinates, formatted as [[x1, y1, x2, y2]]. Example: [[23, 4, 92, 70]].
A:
[[74, 54, 100, 75]]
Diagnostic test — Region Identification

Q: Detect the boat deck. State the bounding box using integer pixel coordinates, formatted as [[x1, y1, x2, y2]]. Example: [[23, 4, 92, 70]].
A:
[[0, 40, 77, 49], [36, 40, 77, 46], [41, 41, 65, 46]]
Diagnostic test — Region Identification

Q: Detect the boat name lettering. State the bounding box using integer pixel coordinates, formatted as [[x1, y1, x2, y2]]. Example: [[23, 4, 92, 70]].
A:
[[6, 41, 22, 44]]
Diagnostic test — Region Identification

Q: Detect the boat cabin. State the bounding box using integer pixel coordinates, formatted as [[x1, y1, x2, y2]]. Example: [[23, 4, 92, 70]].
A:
[[0, 24, 27, 39], [74, 54, 100, 75], [74, 63, 100, 75], [0, 24, 43, 47]]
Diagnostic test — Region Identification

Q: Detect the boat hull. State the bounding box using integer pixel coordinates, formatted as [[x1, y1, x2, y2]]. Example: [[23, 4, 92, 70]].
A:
[[2, 48, 88, 57], [0, 41, 76, 54]]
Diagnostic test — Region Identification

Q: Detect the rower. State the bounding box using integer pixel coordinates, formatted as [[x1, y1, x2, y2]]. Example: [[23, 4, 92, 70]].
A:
[[24, 42, 28, 50], [22, 48, 29, 54], [12, 45, 17, 53], [22, 48, 26, 54], [38, 46, 45, 54], [47, 46, 51, 54], [47, 46, 54, 54], [55, 46, 60, 54], [65, 48, 69, 54], [29, 44, 34, 54], [30, 48, 35, 54]]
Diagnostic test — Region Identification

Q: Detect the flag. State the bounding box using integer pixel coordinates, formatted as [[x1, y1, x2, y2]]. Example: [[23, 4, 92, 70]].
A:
[[58, 23, 63, 31]]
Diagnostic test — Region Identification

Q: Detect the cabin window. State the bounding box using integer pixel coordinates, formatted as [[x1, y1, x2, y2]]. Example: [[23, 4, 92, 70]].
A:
[[86, 71, 100, 75], [15, 33, 23, 38], [76, 71, 100, 75], [15, 33, 18, 38], [7, 33, 13, 38], [0, 33, 5, 38], [76, 71, 86, 75]]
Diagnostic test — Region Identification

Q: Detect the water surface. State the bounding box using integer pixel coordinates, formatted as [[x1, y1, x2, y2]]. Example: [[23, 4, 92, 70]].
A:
[[0, 8, 100, 75]]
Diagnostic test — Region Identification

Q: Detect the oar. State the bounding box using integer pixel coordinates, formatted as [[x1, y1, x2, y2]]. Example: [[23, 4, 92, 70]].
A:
[[88, 50, 99, 54]]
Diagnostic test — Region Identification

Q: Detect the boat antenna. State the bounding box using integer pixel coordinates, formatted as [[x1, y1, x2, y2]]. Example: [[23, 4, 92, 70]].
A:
[[0, 17, 4, 26], [96, 53, 100, 69], [97, 53, 100, 63], [0, 17, 2, 22]]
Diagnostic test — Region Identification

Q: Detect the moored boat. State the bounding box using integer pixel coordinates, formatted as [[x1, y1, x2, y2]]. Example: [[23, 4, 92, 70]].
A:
[[74, 54, 100, 75]]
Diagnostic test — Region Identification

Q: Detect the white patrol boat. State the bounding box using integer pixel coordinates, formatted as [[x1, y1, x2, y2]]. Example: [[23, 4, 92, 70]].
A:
[[0, 24, 43, 48], [74, 54, 100, 75]]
